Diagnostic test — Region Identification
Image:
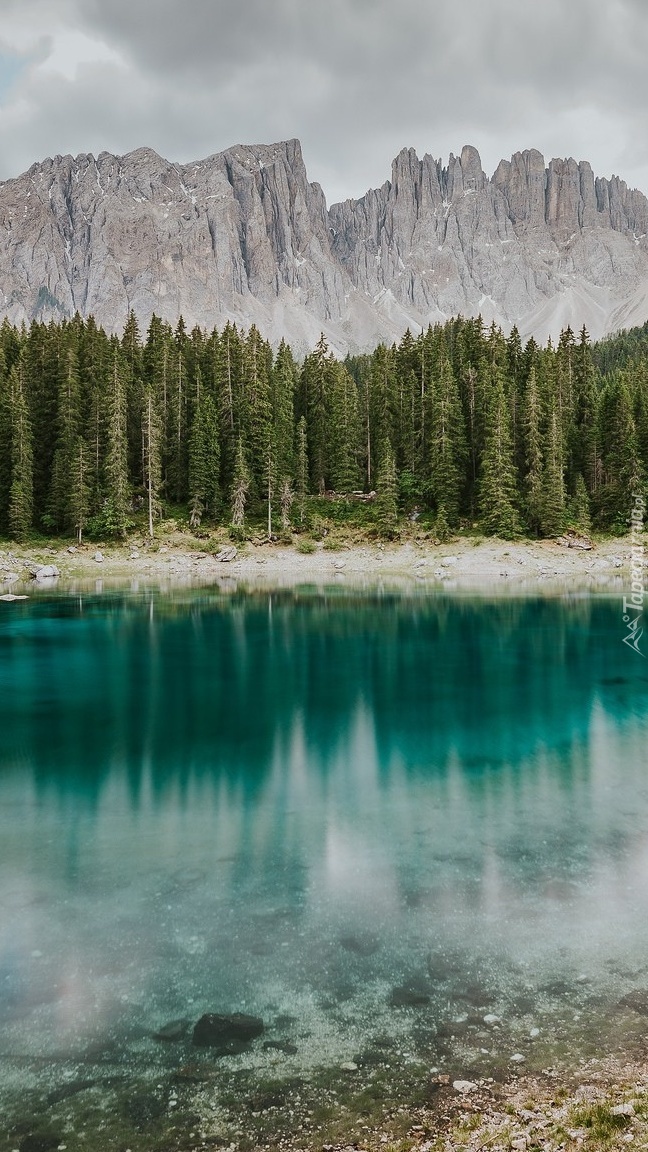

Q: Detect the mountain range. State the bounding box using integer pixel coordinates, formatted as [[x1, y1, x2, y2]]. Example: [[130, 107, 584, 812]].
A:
[[1, 138, 648, 353]]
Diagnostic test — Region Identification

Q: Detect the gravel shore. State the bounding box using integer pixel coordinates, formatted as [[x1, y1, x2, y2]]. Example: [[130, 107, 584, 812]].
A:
[[0, 534, 642, 595]]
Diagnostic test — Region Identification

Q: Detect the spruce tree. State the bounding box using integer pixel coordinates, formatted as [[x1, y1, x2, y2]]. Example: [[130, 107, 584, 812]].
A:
[[540, 410, 567, 535], [596, 375, 644, 527], [301, 334, 331, 494], [142, 385, 162, 538], [230, 438, 250, 529], [329, 362, 361, 492], [49, 332, 83, 532], [478, 369, 521, 537], [428, 354, 467, 525], [295, 417, 309, 526], [69, 435, 91, 544], [103, 341, 131, 536], [0, 348, 10, 532], [523, 365, 544, 535], [8, 363, 33, 541], [188, 393, 220, 528], [375, 439, 399, 538]]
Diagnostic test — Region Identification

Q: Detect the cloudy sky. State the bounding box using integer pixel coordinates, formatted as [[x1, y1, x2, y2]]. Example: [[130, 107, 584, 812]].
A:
[[1, 0, 648, 205]]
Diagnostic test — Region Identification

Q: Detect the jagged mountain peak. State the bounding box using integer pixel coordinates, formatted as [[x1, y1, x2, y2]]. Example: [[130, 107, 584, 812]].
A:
[[1, 138, 647, 353]]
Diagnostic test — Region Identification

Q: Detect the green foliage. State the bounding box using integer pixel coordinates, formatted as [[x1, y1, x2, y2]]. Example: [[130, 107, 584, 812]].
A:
[[570, 1101, 631, 1140], [0, 311, 647, 545], [375, 439, 399, 538], [296, 537, 317, 554]]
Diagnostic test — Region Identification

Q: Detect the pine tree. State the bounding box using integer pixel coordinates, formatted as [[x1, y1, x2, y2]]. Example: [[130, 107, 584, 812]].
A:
[[568, 473, 592, 533], [329, 362, 361, 492], [301, 334, 331, 494], [142, 385, 162, 538], [122, 310, 143, 483], [523, 365, 544, 535], [596, 375, 644, 527], [570, 325, 599, 492], [49, 332, 83, 531], [375, 439, 399, 537], [230, 438, 250, 529], [103, 340, 131, 537], [187, 393, 220, 527], [295, 417, 309, 526], [540, 410, 567, 535], [478, 368, 522, 537], [8, 363, 33, 541], [69, 435, 91, 544], [428, 354, 467, 525], [0, 348, 10, 532], [280, 478, 294, 533]]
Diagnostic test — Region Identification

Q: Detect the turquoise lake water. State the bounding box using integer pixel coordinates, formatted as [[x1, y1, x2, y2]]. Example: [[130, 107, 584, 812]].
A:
[[1, 587, 648, 1140]]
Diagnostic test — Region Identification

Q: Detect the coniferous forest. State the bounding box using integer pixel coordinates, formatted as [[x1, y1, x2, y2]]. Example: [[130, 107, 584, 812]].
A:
[[0, 311, 647, 543]]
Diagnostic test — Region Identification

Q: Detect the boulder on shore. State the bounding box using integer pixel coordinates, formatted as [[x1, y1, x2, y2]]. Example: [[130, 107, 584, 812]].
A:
[[34, 564, 60, 580]]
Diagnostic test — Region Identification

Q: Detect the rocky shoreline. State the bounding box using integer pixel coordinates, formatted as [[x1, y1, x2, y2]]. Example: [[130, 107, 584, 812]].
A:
[[0, 534, 642, 597]]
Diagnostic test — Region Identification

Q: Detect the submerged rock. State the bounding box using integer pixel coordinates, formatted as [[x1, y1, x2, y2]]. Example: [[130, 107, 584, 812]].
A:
[[123, 1091, 166, 1128], [192, 1012, 264, 1046], [19, 1137, 62, 1152], [453, 1079, 478, 1093], [339, 932, 380, 956], [153, 1018, 190, 1042], [213, 1038, 255, 1057], [263, 1039, 298, 1055], [619, 989, 648, 1015], [389, 986, 431, 1007]]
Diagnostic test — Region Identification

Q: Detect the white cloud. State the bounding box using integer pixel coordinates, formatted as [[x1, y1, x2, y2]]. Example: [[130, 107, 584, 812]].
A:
[[0, 0, 647, 204], [41, 30, 124, 81]]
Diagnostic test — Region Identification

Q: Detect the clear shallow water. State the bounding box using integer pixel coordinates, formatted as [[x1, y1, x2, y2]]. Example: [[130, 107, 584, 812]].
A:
[[1, 588, 648, 1140]]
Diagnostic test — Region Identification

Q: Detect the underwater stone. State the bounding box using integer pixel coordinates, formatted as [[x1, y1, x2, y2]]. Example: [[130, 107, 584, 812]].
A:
[[192, 1012, 264, 1046], [19, 1136, 63, 1152], [263, 1040, 298, 1054], [619, 989, 648, 1015], [453, 1080, 477, 1093], [153, 1018, 190, 1041], [389, 986, 431, 1007]]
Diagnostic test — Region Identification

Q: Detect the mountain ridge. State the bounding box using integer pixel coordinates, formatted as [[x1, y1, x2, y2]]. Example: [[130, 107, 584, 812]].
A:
[[1, 138, 647, 352]]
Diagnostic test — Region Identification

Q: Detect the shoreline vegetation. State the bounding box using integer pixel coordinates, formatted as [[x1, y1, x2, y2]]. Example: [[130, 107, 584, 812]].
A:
[[0, 530, 642, 594], [1, 314, 647, 552]]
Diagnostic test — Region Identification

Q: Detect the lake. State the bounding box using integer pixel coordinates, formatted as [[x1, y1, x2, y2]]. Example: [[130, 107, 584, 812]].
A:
[[1, 586, 647, 1149]]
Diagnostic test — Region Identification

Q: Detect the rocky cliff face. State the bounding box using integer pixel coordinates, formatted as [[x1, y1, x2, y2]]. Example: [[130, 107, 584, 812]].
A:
[[1, 139, 647, 352]]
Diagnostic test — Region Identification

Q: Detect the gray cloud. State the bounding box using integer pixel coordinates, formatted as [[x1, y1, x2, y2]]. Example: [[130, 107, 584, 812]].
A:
[[1, 0, 648, 204]]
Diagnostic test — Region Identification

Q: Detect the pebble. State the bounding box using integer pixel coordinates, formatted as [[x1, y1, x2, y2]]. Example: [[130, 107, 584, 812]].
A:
[[484, 1013, 500, 1025], [453, 1080, 478, 1093], [340, 1061, 358, 1071], [510, 1053, 526, 1063], [529, 1027, 540, 1037]]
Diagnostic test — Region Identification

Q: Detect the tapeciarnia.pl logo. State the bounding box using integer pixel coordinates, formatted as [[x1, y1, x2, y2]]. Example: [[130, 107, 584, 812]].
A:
[[622, 494, 645, 657]]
